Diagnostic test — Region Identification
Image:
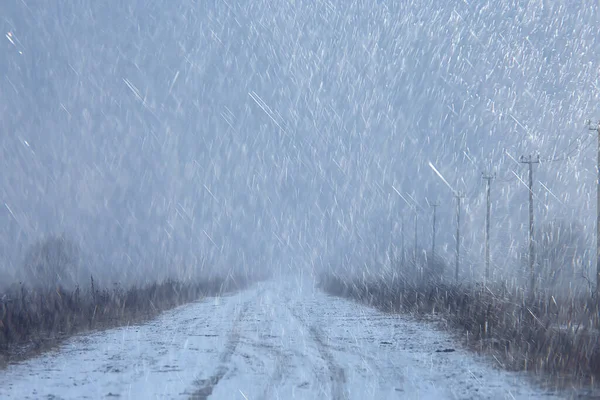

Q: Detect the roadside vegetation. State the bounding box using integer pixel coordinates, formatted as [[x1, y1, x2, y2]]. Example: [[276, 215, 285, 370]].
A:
[[319, 243, 600, 388], [0, 234, 250, 364]]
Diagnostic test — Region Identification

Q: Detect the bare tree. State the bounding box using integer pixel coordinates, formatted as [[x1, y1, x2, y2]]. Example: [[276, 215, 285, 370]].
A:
[[22, 234, 83, 291]]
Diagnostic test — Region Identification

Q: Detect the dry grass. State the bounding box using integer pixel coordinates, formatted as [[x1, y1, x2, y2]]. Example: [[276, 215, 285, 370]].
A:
[[0, 274, 248, 364], [319, 273, 600, 382]]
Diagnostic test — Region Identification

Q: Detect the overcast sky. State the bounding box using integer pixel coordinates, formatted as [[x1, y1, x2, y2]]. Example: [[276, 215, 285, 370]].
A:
[[1, 0, 599, 288]]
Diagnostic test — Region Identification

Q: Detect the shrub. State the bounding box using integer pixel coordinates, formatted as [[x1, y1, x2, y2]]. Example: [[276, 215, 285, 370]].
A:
[[319, 272, 600, 382], [0, 273, 249, 360]]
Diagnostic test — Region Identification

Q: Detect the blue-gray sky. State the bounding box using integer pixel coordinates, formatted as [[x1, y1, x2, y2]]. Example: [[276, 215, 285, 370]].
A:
[[1, 0, 599, 288]]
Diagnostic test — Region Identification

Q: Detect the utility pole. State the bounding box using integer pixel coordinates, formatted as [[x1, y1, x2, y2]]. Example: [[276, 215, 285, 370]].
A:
[[589, 122, 600, 296], [482, 173, 495, 283], [413, 209, 421, 281], [401, 215, 405, 266], [389, 218, 394, 266], [520, 154, 540, 298], [455, 192, 465, 282], [414, 210, 418, 262], [430, 203, 439, 269]]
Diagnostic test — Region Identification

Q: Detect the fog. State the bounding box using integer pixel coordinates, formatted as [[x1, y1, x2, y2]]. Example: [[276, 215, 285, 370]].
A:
[[1, 0, 598, 291]]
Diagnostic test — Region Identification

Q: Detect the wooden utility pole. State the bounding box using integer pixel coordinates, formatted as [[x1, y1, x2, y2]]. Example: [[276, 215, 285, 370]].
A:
[[520, 154, 540, 297], [430, 203, 439, 269], [455, 192, 465, 281], [389, 218, 394, 266], [401, 215, 405, 266], [482, 173, 495, 283], [413, 209, 420, 280], [590, 122, 600, 296], [414, 210, 418, 260]]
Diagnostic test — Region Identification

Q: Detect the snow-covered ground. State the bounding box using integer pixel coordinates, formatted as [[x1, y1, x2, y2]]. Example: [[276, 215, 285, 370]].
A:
[[0, 280, 564, 399]]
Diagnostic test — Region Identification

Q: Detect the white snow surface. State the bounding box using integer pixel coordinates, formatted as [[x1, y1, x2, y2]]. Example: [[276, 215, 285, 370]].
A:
[[0, 281, 563, 400]]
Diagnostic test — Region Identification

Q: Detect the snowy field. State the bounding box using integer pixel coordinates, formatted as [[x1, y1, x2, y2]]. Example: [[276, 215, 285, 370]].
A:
[[0, 280, 564, 399]]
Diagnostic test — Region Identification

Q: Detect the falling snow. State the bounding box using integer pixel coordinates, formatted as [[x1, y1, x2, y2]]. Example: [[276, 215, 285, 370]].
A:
[[1, 0, 600, 398]]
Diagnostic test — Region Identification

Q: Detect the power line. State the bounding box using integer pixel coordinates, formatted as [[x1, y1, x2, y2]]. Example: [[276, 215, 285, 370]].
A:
[[540, 132, 595, 163], [495, 135, 593, 184], [463, 177, 483, 198]]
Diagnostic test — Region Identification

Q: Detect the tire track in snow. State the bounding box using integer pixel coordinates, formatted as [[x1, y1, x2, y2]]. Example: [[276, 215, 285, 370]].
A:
[[238, 288, 297, 400], [188, 299, 251, 400], [254, 339, 287, 400], [235, 291, 322, 400], [289, 303, 349, 400], [308, 324, 349, 400]]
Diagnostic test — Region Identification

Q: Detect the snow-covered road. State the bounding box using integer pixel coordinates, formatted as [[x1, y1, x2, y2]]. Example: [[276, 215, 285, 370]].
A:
[[0, 280, 561, 399]]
